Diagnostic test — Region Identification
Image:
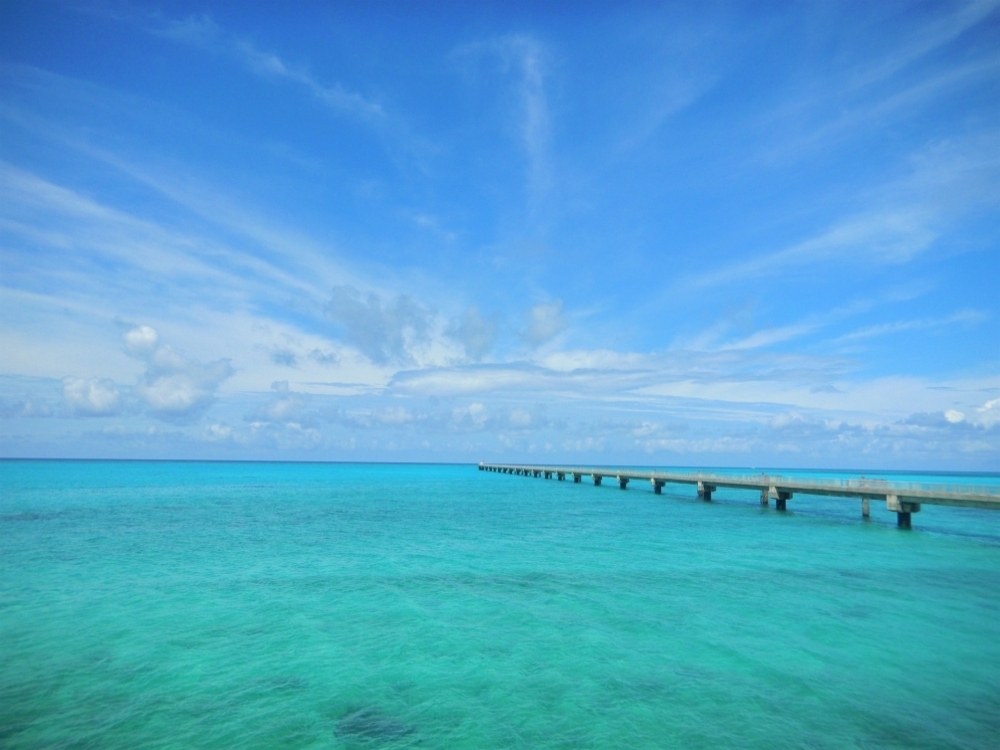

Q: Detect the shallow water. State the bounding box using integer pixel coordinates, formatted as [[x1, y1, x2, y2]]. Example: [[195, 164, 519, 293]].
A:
[[2, 460, 999, 749]]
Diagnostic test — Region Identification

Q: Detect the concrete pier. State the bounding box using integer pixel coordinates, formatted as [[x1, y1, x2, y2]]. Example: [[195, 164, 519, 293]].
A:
[[770, 486, 792, 512], [478, 462, 1000, 530], [887, 494, 920, 529]]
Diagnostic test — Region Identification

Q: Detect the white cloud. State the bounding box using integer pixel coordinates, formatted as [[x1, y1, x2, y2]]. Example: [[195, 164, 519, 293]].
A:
[[973, 398, 1000, 428], [721, 323, 816, 351], [123, 324, 159, 356], [124, 325, 233, 418], [206, 423, 233, 441], [63, 377, 122, 416], [770, 411, 811, 429]]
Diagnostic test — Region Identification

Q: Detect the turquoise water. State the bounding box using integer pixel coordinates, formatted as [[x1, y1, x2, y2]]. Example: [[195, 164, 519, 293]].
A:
[[2, 461, 999, 749]]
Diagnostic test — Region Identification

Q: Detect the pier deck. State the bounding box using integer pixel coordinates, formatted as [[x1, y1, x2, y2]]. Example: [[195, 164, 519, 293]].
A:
[[478, 463, 1000, 529]]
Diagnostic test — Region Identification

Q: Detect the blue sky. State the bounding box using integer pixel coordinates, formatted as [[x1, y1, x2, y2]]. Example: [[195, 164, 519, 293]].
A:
[[1, 1, 998, 468]]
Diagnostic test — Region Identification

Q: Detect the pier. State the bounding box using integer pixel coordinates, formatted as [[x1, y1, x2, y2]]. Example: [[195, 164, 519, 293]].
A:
[[478, 463, 1000, 529]]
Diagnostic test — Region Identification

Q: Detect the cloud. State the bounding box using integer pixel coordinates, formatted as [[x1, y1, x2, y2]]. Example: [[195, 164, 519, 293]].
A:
[[509, 408, 532, 428], [124, 325, 233, 418], [454, 34, 551, 197], [270, 349, 298, 367], [689, 130, 1000, 291], [246, 381, 317, 427], [388, 349, 846, 399], [721, 323, 817, 351], [326, 286, 431, 365], [689, 209, 937, 289], [501, 35, 550, 196], [446, 306, 497, 360], [123, 324, 159, 356], [155, 14, 385, 121], [523, 300, 565, 347], [811, 384, 843, 394], [452, 402, 488, 430], [0, 397, 53, 419], [63, 377, 122, 416], [835, 310, 988, 342], [205, 423, 233, 441], [974, 398, 1000, 428]]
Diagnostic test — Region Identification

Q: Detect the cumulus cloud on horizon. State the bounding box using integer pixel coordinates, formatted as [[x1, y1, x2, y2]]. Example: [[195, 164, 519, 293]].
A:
[[124, 325, 233, 418], [63, 377, 122, 416]]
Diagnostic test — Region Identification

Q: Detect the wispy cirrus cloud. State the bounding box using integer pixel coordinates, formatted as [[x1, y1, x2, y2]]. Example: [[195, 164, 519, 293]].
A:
[[835, 309, 988, 342], [687, 208, 937, 290], [453, 34, 552, 199], [686, 131, 1000, 290], [154, 14, 386, 121], [843, 0, 1000, 91]]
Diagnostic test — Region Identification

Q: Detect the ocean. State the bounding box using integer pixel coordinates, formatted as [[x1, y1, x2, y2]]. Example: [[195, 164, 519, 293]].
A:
[[2, 460, 999, 749]]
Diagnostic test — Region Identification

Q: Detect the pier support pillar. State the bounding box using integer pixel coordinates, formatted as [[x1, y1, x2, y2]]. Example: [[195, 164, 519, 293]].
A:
[[861, 497, 870, 519], [769, 486, 792, 511], [887, 495, 920, 529], [533, 470, 541, 478], [697, 481, 716, 502], [760, 489, 768, 507], [593, 475, 603, 486], [651, 479, 664, 494], [618, 476, 629, 490], [544, 471, 552, 479], [557, 472, 565, 481], [573, 473, 582, 483]]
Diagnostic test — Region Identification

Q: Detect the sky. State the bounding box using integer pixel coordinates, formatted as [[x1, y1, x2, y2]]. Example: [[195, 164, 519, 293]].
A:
[[0, 1, 998, 469]]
